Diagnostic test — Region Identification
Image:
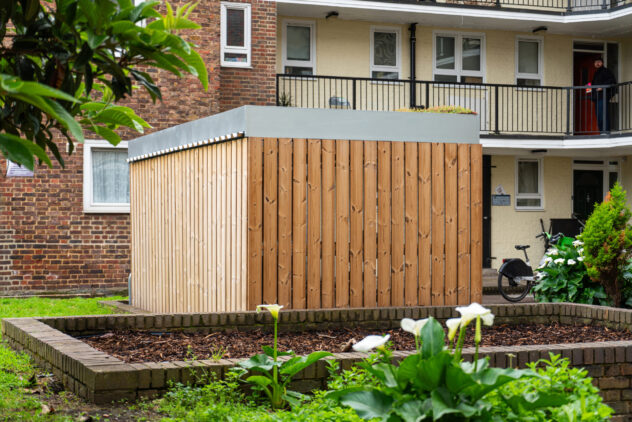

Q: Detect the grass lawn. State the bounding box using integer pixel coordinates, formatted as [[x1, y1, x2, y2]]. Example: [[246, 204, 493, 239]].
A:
[[0, 296, 159, 421]]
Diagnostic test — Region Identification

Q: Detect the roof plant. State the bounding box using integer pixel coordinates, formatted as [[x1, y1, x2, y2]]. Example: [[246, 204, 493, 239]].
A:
[[0, 0, 208, 170]]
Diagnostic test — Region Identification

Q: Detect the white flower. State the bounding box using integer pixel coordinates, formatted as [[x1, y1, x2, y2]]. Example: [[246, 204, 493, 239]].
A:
[[548, 249, 559, 256], [256, 304, 283, 320], [577, 256, 584, 262], [446, 318, 461, 341], [572, 239, 583, 247], [353, 335, 390, 353], [567, 259, 576, 265], [455, 303, 494, 327], [578, 248, 584, 255], [554, 258, 565, 265], [400, 318, 429, 337]]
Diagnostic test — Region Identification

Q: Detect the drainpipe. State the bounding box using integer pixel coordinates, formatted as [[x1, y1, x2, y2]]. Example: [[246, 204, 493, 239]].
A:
[[409, 23, 417, 108]]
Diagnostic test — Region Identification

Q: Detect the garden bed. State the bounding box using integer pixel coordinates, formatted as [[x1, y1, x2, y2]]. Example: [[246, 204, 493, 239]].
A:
[[3, 303, 632, 419], [82, 322, 632, 363]]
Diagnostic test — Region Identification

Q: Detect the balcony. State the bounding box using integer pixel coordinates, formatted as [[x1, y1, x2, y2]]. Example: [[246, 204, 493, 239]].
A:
[[368, 0, 631, 13], [276, 74, 632, 139]]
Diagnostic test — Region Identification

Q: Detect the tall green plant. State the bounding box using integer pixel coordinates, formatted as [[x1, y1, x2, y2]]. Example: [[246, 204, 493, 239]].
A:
[[579, 182, 632, 307]]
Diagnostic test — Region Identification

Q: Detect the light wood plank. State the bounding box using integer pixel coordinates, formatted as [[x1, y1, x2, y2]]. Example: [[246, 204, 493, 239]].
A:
[[335, 140, 350, 308], [321, 139, 336, 309], [377, 142, 391, 307], [444, 143, 458, 305], [349, 140, 364, 308], [457, 144, 471, 305], [247, 138, 264, 309], [263, 138, 278, 305], [391, 142, 405, 307], [470, 145, 483, 303], [363, 141, 378, 308], [277, 138, 293, 308], [418, 143, 432, 306], [292, 139, 308, 309], [241, 140, 248, 309], [404, 142, 418, 306], [307, 139, 322, 309], [431, 143, 445, 306]]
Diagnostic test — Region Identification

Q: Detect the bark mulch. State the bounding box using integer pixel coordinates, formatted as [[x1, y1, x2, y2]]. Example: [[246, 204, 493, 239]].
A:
[[80, 322, 632, 363]]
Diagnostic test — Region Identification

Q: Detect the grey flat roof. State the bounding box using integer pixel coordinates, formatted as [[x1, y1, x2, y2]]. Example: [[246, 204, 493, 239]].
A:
[[128, 106, 480, 159]]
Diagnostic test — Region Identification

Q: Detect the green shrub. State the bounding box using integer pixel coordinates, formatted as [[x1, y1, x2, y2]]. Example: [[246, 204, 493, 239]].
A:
[[533, 236, 608, 305], [579, 182, 632, 307]]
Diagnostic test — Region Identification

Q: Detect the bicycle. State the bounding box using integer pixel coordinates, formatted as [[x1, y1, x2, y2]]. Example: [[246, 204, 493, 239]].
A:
[[497, 231, 562, 302]]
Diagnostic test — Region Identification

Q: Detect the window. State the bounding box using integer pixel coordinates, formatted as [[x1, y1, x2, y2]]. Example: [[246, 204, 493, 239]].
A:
[[283, 21, 315, 75], [516, 158, 543, 210], [83, 140, 130, 213], [371, 27, 401, 79], [220, 2, 251, 67], [516, 38, 542, 86], [433, 33, 484, 83]]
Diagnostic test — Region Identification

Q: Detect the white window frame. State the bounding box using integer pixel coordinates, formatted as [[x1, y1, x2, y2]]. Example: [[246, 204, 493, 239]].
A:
[[220, 2, 251, 68], [282, 20, 316, 75], [83, 139, 130, 214], [370, 26, 401, 80], [515, 157, 543, 211], [515, 37, 543, 86], [433, 31, 485, 83]]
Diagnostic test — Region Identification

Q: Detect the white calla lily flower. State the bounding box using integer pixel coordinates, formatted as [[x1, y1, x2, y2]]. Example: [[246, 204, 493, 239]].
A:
[[400, 318, 429, 337], [554, 258, 564, 265], [352, 334, 390, 353], [446, 318, 461, 341], [256, 304, 284, 320], [577, 256, 584, 262], [572, 239, 583, 247], [549, 249, 559, 256], [455, 303, 494, 326], [567, 259, 576, 265]]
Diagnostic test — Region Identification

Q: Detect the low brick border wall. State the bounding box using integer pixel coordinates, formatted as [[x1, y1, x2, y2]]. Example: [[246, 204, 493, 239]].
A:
[[2, 303, 632, 419]]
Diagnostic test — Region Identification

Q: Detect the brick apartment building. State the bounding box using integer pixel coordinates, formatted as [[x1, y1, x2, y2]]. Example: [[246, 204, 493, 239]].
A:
[[0, 0, 276, 295]]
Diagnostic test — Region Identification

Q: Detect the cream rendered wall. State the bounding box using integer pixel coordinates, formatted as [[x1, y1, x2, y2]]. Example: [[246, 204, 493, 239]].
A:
[[277, 18, 627, 85], [490, 156, 572, 269]]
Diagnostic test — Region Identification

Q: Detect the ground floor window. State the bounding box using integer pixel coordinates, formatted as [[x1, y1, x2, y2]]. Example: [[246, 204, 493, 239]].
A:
[[83, 140, 130, 213], [572, 159, 620, 219], [515, 158, 543, 210]]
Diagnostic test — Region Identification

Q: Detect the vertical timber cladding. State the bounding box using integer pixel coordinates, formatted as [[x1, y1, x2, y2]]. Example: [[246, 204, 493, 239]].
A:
[[130, 138, 248, 313], [247, 137, 483, 310]]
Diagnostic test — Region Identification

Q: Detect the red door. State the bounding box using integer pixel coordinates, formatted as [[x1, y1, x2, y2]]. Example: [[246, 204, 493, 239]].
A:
[[573, 52, 602, 135]]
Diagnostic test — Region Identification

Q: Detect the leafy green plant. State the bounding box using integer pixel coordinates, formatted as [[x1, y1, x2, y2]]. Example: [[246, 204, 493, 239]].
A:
[[277, 92, 292, 107], [579, 182, 632, 307], [397, 105, 477, 114], [533, 236, 608, 305], [234, 304, 332, 409], [1, 0, 209, 169], [329, 304, 568, 421], [487, 353, 613, 421]]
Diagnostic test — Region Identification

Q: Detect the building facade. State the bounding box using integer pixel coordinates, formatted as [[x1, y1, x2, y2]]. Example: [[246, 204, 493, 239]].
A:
[[1, 0, 632, 294]]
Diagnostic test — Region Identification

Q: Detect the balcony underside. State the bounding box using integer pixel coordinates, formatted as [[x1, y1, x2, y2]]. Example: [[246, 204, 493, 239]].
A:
[[277, 0, 632, 36], [277, 75, 632, 143]]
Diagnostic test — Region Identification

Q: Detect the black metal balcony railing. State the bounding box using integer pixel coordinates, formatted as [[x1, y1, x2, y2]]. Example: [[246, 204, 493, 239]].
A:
[[398, 0, 630, 13], [276, 74, 632, 137]]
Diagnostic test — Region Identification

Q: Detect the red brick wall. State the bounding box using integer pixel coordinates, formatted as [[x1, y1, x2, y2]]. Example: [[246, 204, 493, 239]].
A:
[[0, 0, 276, 295]]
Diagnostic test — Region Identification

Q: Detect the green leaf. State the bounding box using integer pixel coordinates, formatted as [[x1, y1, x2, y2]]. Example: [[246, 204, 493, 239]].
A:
[[180, 48, 208, 91], [245, 375, 272, 389], [503, 392, 569, 411], [0, 134, 34, 170], [87, 30, 109, 49], [238, 354, 274, 372], [415, 352, 452, 391], [93, 125, 122, 146], [261, 345, 293, 358], [1, 76, 79, 103], [421, 317, 445, 359], [280, 351, 332, 379], [339, 390, 394, 420], [394, 400, 426, 422]]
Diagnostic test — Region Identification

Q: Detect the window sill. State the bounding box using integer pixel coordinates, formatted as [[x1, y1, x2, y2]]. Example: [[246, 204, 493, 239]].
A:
[[84, 204, 131, 214], [220, 63, 253, 69], [514, 207, 544, 212]]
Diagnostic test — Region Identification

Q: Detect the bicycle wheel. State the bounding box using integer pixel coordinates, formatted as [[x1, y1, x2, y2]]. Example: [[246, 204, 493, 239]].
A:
[[497, 272, 531, 302]]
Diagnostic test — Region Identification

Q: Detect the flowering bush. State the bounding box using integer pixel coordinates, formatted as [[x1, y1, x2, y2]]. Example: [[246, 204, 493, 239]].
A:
[[533, 237, 608, 305]]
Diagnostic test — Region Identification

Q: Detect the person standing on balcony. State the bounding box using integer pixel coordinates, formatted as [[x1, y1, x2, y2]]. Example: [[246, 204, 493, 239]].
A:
[[591, 57, 617, 133]]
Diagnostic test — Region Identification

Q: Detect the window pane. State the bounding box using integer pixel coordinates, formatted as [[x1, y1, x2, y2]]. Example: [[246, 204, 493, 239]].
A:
[[374, 32, 397, 67], [518, 161, 539, 194], [285, 66, 313, 75], [224, 52, 248, 63], [436, 36, 455, 70], [287, 26, 311, 61], [462, 38, 481, 71], [517, 78, 541, 86], [92, 150, 129, 204], [518, 41, 539, 74], [226, 9, 245, 47], [609, 172, 618, 189], [462, 76, 483, 84], [517, 198, 541, 207], [372, 71, 398, 79], [434, 74, 458, 83]]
